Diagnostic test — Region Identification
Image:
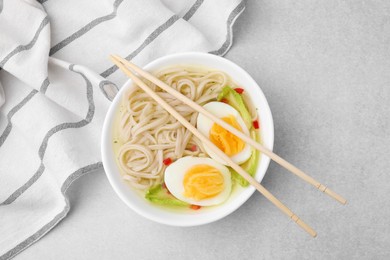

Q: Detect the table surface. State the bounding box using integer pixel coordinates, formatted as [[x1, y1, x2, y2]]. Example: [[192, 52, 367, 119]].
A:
[[18, 1, 390, 259]]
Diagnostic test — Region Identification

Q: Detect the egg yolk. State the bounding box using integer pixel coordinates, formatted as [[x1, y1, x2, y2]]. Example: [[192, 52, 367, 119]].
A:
[[209, 115, 244, 156], [183, 164, 224, 201]]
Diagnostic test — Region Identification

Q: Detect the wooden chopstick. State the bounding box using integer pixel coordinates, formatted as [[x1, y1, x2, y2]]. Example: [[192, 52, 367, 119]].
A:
[[110, 55, 317, 237], [111, 54, 347, 205]]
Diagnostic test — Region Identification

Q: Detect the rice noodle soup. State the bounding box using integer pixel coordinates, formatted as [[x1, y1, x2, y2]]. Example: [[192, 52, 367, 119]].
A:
[[113, 66, 261, 211]]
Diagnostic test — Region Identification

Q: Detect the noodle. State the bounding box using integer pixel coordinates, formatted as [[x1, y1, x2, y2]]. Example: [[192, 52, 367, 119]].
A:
[[116, 66, 237, 190]]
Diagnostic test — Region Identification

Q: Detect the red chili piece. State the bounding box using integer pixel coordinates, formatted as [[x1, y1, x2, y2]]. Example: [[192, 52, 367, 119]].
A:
[[234, 88, 244, 94], [253, 120, 259, 129], [190, 205, 201, 210], [190, 145, 197, 152], [163, 158, 172, 166], [220, 98, 229, 104]]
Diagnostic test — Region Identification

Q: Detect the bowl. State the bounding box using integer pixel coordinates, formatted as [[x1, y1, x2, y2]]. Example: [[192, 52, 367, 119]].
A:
[[101, 52, 274, 226]]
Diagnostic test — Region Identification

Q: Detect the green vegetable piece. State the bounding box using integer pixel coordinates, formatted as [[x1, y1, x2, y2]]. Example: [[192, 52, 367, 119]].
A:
[[230, 129, 260, 187], [217, 86, 252, 129], [145, 184, 188, 207]]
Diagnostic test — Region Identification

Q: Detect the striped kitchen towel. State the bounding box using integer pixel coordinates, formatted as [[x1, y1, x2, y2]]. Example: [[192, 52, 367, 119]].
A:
[[0, 0, 245, 258]]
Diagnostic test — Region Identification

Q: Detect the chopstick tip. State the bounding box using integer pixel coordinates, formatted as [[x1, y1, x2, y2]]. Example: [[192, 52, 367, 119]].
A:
[[109, 55, 122, 66]]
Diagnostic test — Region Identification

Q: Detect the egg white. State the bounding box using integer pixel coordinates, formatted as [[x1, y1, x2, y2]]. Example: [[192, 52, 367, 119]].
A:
[[196, 102, 252, 165], [164, 156, 232, 206]]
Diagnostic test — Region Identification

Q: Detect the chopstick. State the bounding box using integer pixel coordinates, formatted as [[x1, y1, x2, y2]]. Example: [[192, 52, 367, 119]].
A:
[[111, 55, 347, 205], [110, 55, 317, 237]]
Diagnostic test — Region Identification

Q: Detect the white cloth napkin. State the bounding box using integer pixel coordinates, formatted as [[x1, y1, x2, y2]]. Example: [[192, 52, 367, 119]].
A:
[[0, 0, 245, 258]]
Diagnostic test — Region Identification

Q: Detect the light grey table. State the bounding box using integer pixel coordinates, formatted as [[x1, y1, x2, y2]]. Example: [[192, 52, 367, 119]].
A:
[[18, 1, 390, 259]]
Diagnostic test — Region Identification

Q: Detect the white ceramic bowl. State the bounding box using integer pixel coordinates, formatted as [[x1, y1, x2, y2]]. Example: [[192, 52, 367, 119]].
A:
[[101, 52, 274, 226]]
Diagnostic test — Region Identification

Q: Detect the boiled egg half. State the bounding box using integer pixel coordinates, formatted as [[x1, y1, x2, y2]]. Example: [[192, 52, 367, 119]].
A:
[[196, 101, 251, 165], [164, 157, 231, 206]]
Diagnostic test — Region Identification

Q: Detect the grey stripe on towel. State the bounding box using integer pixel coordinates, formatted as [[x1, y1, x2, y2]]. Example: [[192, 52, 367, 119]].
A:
[[0, 90, 38, 147], [49, 0, 124, 55], [0, 77, 49, 148], [0, 16, 49, 67], [100, 15, 180, 78], [183, 0, 204, 21], [1, 66, 95, 205], [39, 77, 51, 94], [0, 162, 103, 260], [209, 1, 246, 56], [100, 0, 205, 78]]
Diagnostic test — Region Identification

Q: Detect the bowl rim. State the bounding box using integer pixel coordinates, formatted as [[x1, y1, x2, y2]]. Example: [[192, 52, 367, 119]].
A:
[[101, 52, 274, 226]]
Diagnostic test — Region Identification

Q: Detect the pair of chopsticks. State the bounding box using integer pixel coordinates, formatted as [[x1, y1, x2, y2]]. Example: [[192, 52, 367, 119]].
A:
[[110, 55, 347, 237]]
